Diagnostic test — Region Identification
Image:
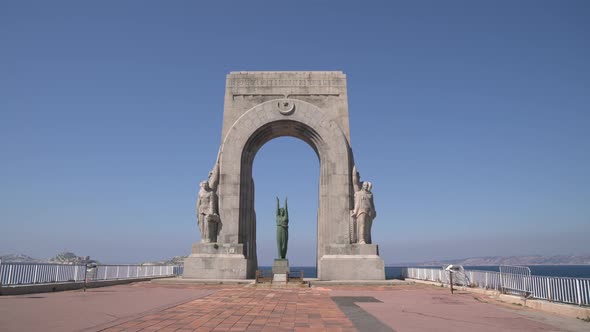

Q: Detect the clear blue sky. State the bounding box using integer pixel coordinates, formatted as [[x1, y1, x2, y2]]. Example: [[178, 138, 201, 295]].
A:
[[1, 1, 588, 265]]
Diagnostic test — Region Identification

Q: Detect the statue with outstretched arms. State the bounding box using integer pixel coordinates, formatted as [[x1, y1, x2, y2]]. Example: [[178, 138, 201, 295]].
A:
[[276, 196, 289, 259]]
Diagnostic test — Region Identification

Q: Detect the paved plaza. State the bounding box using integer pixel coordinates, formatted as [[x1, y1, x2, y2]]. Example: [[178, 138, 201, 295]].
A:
[[0, 281, 588, 332]]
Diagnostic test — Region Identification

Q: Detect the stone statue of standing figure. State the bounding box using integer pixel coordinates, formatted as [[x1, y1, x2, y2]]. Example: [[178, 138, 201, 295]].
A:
[[275, 197, 289, 259], [197, 161, 221, 243], [351, 165, 376, 244]]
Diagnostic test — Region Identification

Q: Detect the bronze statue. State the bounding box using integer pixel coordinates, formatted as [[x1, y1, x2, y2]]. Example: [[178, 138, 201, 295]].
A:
[[276, 197, 289, 259]]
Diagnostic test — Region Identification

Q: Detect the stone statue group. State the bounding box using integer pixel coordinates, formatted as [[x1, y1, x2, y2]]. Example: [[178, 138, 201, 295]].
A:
[[196, 163, 376, 247], [196, 162, 220, 243], [350, 165, 376, 245]]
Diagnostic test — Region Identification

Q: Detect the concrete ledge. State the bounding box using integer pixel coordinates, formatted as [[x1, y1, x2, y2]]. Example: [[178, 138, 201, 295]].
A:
[[183, 254, 248, 279], [151, 277, 255, 285], [0, 276, 175, 296], [254, 283, 308, 289], [324, 244, 379, 255], [309, 279, 412, 287], [406, 278, 590, 320], [319, 255, 385, 280]]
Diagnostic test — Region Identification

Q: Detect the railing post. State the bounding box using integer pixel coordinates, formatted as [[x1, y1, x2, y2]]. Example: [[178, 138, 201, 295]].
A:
[[104, 266, 108, 280], [83, 265, 88, 292], [116, 266, 120, 279], [34, 265, 39, 284], [547, 278, 552, 301], [449, 271, 454, 294], [576, 279, 582, 306], [55, 265, 60, 282], [7, 265, 13, 285], [127, 265, 130, 278]]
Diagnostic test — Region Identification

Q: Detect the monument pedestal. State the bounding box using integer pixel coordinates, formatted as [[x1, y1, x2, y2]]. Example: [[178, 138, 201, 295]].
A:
[[318, 244, 385, 280], [272, 259, 290, 284], [183, 243, 248, 279], [272, 259, 290, 274]]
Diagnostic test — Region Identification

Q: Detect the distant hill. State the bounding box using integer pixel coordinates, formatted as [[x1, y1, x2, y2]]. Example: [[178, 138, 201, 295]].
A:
[[0, 254, 43, 263], [2, 252, 185, 265], [48, 252, 96, 264], [1, 252, 97, 264], [142, 256, 187, 266], [395, 255, 590, 266]]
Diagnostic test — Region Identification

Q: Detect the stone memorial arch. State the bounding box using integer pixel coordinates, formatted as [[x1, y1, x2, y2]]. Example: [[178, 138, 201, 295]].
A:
[[184, 71, 385, 280]]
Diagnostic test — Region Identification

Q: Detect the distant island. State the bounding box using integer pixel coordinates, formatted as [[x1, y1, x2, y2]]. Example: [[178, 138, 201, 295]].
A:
[[141, 256, 186, 266], [0, 252, 98, 264], [0, 252, 186, 266], [6, 253, 588, 267], [391, 255, 590, 266]]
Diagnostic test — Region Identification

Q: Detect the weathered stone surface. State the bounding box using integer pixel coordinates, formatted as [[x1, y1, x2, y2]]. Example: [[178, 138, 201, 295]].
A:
[[190, 243, 243, 255], [325, 244, 380, 256], [183, 243, 247, 279], [183, 255, 247, 279], [319, 255, 385, 280]]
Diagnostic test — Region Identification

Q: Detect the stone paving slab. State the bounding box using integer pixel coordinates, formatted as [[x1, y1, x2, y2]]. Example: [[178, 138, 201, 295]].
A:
[[0, 282, 217, 332], [151, 278, 256, 285], [329, 284, 590, 332], [1, 282, 589, 332], [308, 280, 411, 287]]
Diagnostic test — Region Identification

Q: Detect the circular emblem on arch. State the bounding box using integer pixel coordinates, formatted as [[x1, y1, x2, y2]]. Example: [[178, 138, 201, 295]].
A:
[[277, 99, 295, 115]]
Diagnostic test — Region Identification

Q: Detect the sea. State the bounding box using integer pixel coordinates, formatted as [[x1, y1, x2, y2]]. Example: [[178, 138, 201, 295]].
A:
[[259, 265, 590, 279]]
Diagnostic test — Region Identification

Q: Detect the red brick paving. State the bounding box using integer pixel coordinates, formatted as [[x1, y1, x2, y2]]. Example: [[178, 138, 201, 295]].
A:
[[102, 288, 356, 332]]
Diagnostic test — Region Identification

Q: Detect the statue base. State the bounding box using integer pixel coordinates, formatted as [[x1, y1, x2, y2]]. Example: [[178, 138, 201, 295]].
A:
[[272, 259, 289, 284], [272, 259, 290, 274], [318, 244, 385, 280], [183, 243, 248, 279]]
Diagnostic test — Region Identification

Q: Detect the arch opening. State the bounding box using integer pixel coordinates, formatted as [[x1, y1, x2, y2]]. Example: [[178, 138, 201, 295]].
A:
[[241, 120, 324, 275], [252, 136, 320, 273]]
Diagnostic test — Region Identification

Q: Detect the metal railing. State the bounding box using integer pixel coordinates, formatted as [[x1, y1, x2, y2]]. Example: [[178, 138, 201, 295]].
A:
[[0, 262, 86, 285], [402, 267, 590, 306], [94, 265, 181, 281], [0, 261, 183, 287]]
